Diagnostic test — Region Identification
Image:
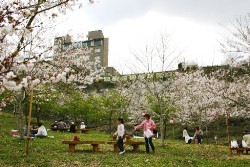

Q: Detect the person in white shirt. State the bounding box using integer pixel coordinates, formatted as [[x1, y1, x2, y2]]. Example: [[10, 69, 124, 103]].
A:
[[183, 127, 193, 144], [80, 122, 87, 133], [80, 122, 86, 129], [35, 123, 47, 138], [113, 118, 125, 154], [243, 134, 250, 147]]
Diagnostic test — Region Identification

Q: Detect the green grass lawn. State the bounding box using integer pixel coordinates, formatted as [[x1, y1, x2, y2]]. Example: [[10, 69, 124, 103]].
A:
[[0, 112, 250, 167]]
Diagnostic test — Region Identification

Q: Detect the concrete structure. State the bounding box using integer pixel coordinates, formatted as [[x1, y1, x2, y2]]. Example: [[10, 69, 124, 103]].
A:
[[54, 30, 109, 70]]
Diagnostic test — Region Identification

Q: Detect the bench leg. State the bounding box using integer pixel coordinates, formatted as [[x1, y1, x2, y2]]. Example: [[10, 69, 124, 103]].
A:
[[113, 144, 119, 152], [68, 144, 76, 152], [237, 150, 243, 156], [132, 145, 139, 151], [92, 144, 99, 152]]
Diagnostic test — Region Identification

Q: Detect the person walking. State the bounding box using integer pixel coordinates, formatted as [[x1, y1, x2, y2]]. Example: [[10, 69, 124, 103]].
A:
[[113, 118, 125, 155], [134, 113, 156, 153]]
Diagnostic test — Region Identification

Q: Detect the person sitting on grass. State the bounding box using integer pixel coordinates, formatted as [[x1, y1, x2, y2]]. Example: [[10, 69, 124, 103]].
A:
[[35, 122, 47, 138], [57, 120, 66, 132], [194, 126, 203, 144], [243, 134, 250, 147], [183, 127, 193, 144]]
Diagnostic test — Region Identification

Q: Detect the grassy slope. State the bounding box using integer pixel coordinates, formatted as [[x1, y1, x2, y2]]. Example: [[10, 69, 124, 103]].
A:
[[0, 112, 250, 167]]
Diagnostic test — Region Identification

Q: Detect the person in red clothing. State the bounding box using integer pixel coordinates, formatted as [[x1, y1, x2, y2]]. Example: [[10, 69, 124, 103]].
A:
[[134, 113, 156, 153]]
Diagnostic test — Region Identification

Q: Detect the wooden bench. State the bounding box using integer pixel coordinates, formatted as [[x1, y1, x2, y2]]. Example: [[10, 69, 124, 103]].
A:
[[230, 147, 250, 156], [51, 127, 69, 132], [107, 141, 145, 152], [76, 128, 91, 133], [62, 141, 106, 152]]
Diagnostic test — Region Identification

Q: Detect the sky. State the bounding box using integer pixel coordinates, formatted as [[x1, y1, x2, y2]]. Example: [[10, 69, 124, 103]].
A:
[[56, 0, 250, 74]]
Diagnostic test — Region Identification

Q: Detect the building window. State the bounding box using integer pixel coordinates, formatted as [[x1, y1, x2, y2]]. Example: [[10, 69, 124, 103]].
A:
[[82, 42, 88, 47], [95, 56, 100, 61], [82, 41, 91, 47], [94, 39, 102, 46], [95, 48, 100, 53], [90, 41, 94, 46]]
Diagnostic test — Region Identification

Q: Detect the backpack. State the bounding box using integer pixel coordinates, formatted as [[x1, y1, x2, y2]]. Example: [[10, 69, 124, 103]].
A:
[[72, 135, 80, 141]]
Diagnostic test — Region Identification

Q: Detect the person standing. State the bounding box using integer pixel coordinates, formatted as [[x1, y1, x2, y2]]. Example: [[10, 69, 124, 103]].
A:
[[113, 118, 125, 155], [134, 113, 156, 153]]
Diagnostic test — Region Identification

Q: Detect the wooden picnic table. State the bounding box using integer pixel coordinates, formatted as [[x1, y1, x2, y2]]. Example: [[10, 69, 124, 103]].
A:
[[230, 147, 250, 156], [51, 127, 69, 132], [76, 128, 91, 133], [106, 140, 145, 152], [62, 140, 106, 152]]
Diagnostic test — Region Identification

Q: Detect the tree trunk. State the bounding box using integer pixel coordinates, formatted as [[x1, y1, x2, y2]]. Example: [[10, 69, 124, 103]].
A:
[[160, 115, 165, 146], [108, 111, 113, 133], [25, 89, 33, 154], [205, 125, 208, 144], [164, 122, 167, 139], [15, 88, 27, 140], [17, 101, 24, 139], [36, 104, 40, 123], [226, 112, 231, 157]]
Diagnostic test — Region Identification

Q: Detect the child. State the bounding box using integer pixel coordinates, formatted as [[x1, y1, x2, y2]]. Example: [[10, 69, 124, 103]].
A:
[[113, 118, 125, 154]]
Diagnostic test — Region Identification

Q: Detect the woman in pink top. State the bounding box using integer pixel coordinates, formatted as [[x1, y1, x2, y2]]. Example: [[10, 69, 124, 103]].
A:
[[134, 114, 156, 153]]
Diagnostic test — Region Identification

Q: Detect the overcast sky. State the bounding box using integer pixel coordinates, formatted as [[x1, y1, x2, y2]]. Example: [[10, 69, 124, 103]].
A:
[[56, 0, 250, 74]]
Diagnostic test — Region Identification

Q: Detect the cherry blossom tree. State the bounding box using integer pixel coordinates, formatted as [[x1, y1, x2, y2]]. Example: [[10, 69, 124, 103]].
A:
[[172, 70, 221, 125], [172, 70, 226, 145], [220, 15, 250, 152], [127, 32, 183, 146], [0, 0, 100, 140], [219, 13, 250, 112], [173, 66, 250, 151]]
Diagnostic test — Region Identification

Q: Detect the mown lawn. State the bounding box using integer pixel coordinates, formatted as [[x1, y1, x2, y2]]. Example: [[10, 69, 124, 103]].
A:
[[0, 112, 250, 167]]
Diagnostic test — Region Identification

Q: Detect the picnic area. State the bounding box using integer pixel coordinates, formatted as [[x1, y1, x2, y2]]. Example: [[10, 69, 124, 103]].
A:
[[1, 112, 250, 167]]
